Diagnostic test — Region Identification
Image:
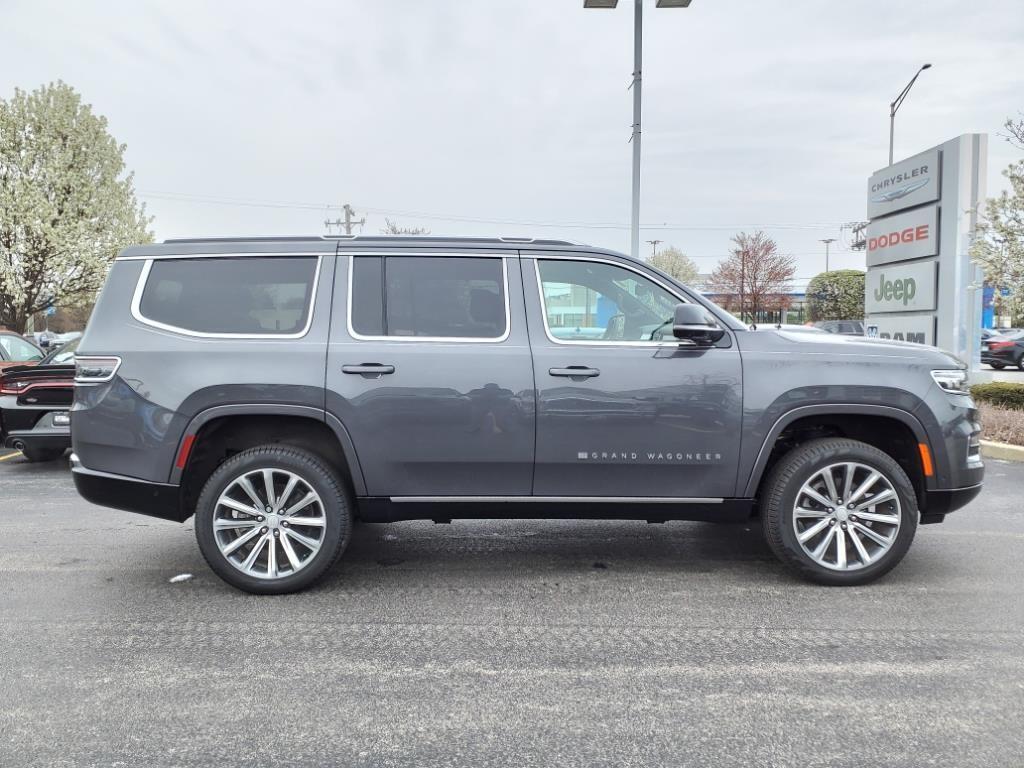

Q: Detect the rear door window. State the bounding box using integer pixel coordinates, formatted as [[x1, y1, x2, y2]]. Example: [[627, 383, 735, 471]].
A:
[[137, 256, 319, 336], [349, 256, 507, 340]]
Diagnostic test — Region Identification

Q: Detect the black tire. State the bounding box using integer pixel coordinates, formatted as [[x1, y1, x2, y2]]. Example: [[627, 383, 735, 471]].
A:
[[761, 437, 918, 586], [1017, 355, 1024, 372], [21, 446, 66, 463], [195, 445, 352, 594], [989, 363, 1005, 370]]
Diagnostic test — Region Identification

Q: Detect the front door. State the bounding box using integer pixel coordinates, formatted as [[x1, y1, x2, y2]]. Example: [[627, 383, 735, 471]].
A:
[[524, 254, 743, 499], [326, 251, 535, 497]]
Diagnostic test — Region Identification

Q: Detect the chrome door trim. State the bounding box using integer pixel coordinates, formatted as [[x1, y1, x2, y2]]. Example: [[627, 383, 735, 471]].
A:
[[389, 495, 723, 504]]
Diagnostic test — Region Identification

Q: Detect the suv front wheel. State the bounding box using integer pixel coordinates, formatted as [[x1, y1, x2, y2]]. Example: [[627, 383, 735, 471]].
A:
[[195, 445, 352, 594], [761, 438, 918, 585]]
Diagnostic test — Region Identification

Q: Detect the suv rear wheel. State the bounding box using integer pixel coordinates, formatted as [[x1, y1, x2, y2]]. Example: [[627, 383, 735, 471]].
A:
[[761, 438, 918, 585], [195, 445, 352, 594]]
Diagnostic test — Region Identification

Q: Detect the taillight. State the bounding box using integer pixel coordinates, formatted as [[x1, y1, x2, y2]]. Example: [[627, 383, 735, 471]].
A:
[[990, 340, 1015, 350], [74, 356, 121, 384], [0, 379, 29, 395]]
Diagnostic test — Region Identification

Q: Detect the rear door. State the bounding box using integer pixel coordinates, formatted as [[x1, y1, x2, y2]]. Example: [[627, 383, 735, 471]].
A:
[[523, 253, 743, 499], [325, 250, 535, 497]]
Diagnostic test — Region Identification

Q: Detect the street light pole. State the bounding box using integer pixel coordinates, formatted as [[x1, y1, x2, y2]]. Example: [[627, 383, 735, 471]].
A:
[[584, 0, 693, 260], [888, 63, 932, 166], [820, 238, 836, 273], [630, 0, 643, 262]]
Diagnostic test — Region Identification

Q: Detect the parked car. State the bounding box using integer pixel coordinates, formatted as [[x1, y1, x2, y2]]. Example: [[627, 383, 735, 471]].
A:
[[0, 339, 77, 461], [71, 236, 983, 594], [815, 320, 866, 336], [982, 329, 1024, 370], [0, 331, 44, 371]]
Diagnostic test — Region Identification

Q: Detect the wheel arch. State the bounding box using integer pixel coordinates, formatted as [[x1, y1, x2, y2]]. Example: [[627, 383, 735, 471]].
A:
[[171, 405, 367, 520], [743, 404, 934, 503]]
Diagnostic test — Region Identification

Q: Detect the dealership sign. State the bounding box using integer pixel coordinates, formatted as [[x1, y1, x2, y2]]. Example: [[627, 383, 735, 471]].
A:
[[865, 260, 937, 314], [865, 313, 936, 346], [865, 205, 939, 267], [866, 148, 940, 219], [863, 135, 986, 369]]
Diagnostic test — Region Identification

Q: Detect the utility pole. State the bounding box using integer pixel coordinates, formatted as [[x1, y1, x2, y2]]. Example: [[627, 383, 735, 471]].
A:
[[646, 239, 662, 257], [820, 238, 836, 273], [324, 203, 365, 235]]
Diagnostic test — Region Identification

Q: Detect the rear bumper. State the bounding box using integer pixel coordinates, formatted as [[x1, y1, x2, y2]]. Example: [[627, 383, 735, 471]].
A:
[[920, 483, 983, 524], [4, 425, 70, 452], [70, 454, 187, 523]]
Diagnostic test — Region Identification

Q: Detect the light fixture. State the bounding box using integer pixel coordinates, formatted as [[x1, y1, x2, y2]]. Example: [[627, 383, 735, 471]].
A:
[[583, 0, 619, 7]]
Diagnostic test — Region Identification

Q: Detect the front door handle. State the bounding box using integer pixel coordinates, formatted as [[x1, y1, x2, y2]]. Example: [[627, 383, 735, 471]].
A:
[[549, 366, 600, 379], [342, 363, 395, 377]]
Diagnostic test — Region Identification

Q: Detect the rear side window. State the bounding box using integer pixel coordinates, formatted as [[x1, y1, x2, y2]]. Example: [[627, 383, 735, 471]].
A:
[[137, 256, 318, 336], [350, 256, 507, 340], [0, 334, 43, 362]]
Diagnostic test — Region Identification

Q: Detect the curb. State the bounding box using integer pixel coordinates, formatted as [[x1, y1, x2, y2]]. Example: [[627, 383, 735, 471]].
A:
[[980, 440, 1024, 462]]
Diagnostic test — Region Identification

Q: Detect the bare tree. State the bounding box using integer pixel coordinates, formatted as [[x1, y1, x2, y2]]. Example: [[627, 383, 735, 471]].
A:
[[706, 231, 796, 322], [380, 218, 430, 235], [1003, 112, 1024, 149]]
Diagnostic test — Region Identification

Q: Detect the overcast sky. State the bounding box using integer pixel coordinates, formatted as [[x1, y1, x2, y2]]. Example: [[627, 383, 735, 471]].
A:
[[3, 0, 1023, 281]]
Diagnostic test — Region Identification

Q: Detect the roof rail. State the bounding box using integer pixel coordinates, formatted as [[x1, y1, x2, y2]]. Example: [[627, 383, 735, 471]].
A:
[[165, 234, 585, 247]]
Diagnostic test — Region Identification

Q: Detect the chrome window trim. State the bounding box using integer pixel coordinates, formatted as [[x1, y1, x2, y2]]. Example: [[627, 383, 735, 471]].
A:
[[345, 252, 512, 344], [531, 254, 701, 348], [129, 253, 323, 340]]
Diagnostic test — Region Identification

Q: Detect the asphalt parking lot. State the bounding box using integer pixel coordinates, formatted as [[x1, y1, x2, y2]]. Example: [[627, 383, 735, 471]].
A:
[[1, 453, 1022, 767]]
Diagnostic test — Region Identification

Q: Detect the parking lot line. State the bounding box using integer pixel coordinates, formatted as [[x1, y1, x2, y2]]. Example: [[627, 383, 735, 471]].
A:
[[0, 451, 24, 462]]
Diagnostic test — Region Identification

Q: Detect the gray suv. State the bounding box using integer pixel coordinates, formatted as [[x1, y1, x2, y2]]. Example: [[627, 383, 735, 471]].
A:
[[71, 236, 984, 593]]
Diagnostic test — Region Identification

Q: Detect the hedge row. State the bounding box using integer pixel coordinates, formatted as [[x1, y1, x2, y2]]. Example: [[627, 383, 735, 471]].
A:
[[971, 382, 1024, 410]]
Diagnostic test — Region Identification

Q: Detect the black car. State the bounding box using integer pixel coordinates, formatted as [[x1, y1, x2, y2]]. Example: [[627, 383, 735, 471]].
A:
[[981, 329, 1024, 371], [0, 339, 77, 462]]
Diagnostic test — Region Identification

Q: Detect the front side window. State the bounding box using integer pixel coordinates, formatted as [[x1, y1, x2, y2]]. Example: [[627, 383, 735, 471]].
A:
[[350, 256, 506, 340], [537, 259, 682, 342], [0, 334, 43, 362], [138, 256, 318, 335]]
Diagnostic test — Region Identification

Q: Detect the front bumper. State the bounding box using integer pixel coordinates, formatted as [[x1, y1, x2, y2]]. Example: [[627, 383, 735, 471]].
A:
[[920, 483, 983, 524], [70, 454, 187, 523]]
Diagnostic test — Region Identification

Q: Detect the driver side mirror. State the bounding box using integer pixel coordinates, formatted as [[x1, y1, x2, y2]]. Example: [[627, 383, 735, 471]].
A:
[[672, 304, 725, 346]]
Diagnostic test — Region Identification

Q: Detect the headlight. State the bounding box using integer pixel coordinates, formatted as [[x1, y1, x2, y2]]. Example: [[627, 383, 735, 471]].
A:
[[931, 369, 969, 395]]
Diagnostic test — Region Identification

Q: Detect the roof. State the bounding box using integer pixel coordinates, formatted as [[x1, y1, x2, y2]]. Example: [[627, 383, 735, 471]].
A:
[[116, 234, 638, 262]]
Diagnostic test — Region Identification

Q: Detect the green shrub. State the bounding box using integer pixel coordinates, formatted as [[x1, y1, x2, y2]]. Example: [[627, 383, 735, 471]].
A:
[[971, 382, 1024, 410]]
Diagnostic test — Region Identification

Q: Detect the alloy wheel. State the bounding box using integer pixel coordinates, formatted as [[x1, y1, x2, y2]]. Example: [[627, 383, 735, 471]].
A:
[[791, 461, 902, 571], [213, 468, 327, 580]]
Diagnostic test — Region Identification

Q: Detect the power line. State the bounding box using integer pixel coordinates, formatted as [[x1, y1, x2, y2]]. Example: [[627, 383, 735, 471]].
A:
[[137, 189, 847, 233]]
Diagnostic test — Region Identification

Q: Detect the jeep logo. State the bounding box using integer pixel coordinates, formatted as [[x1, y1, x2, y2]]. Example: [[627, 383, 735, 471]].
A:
[[873, 273, 917, 306]]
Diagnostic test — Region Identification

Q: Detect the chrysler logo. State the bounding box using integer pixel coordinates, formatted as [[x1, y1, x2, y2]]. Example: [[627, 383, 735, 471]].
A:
[[870, 178, 929, 203]]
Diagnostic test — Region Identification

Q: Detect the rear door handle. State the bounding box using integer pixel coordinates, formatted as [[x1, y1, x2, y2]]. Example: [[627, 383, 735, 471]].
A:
[[342, 363, 395, 377], [549, 366, 600, 379]]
